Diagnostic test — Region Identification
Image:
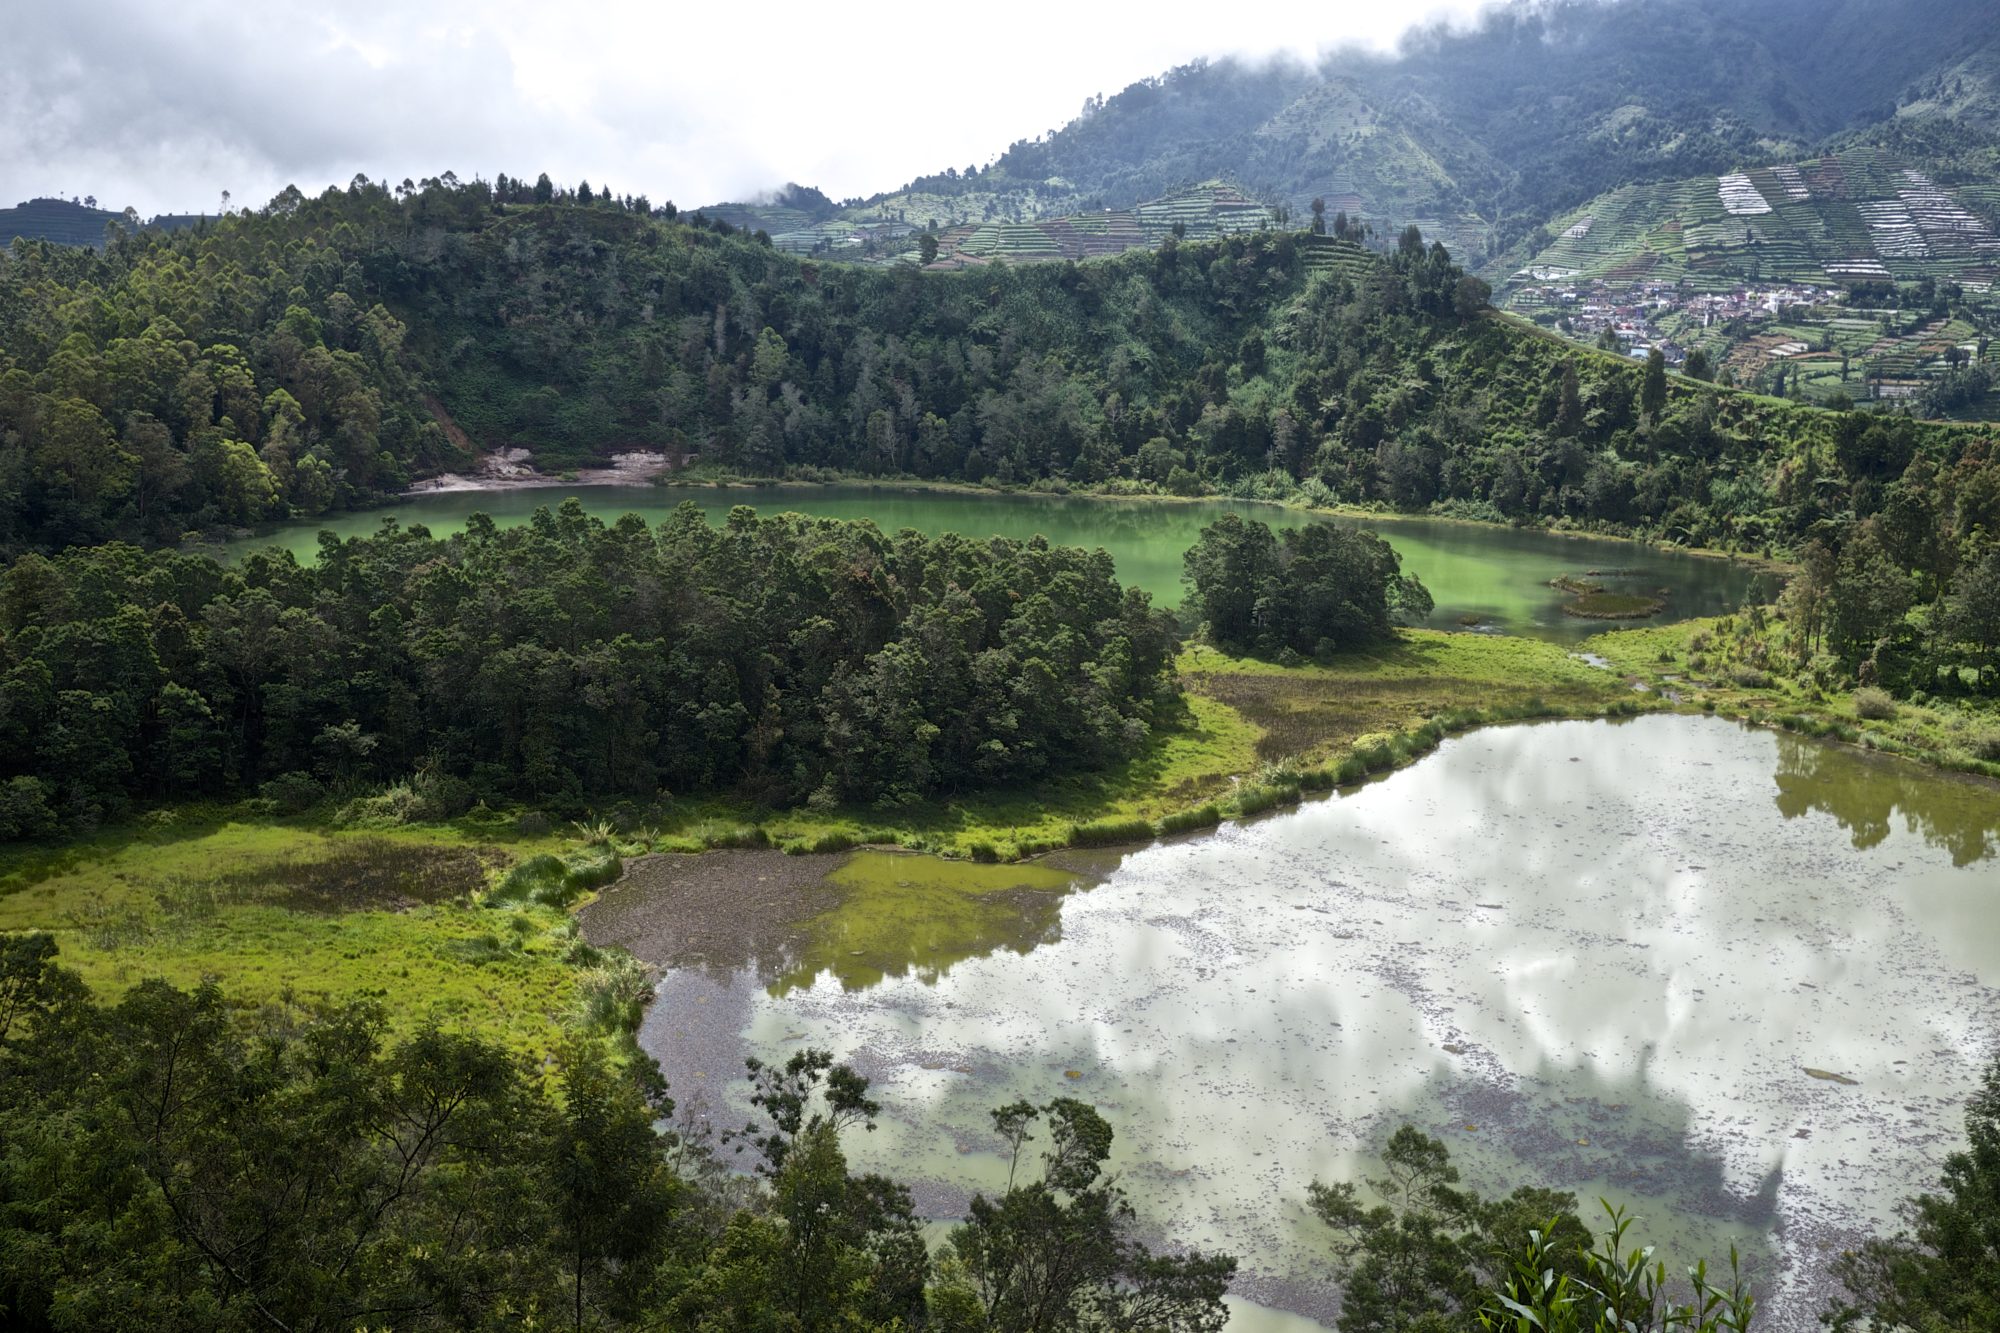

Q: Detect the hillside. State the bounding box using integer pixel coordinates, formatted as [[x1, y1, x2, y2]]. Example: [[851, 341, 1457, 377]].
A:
[[0, 198, 129, 248], [1495, 128, 2000, 413], [715, 0, 2000, 275], [917, 1, 1980, 242], [0, 197, 210, 249], [2, 180, 1996, 698]]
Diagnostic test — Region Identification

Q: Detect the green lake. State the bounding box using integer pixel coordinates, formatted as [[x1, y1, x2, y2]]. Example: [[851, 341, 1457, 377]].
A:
[[231, 484, 1774, 641], [583, 715, 2000, 1332]]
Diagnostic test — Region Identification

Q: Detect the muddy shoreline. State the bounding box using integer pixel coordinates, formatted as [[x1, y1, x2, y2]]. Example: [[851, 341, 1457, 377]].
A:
[[409, 447, 674, 494], [578, 848, 838, 979]]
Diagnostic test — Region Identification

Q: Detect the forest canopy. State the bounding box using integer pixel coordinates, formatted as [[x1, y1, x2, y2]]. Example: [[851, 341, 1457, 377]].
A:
[[0, 501, 1179, 836], [1182, 513, 1431, 657]]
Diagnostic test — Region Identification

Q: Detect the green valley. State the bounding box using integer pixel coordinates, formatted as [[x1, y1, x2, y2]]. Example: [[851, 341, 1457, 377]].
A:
[[6, 2, 2000, 1330]]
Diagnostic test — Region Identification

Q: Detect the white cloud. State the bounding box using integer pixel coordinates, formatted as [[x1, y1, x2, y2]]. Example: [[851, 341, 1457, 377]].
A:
[[2, 0, 1492, 217]]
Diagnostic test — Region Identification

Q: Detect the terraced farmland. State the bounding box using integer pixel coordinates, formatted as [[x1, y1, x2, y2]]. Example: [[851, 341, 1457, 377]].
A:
[[1299, 235, 1374, 278], [927, 183, 1278, 266], [1504, 147, 2000, 293]]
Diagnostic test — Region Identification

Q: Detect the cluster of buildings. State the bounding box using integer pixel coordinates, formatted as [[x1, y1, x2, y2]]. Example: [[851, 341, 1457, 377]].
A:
[[1510, 276, 1845, 365]]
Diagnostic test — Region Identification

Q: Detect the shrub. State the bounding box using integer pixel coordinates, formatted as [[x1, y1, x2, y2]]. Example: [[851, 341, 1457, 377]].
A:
[[1157, 803, 1221, 835], [0, 777, 58, 842], [564, 847, 623, 895], [785, 830, 857, 855], [337, 769, 476, 826], [1068, 817, 1155, 847], [487, 854, 567, 906], [259, 771, 326, 815], [487, 848, 619, 909], [692, 821, 767, 849], [1230, 782, 1298, 819], [1853, 687, 1898, 721], [574, 953, 653, 1034], [1354, 740, 1396, 773], [514, 811, 553, 838]]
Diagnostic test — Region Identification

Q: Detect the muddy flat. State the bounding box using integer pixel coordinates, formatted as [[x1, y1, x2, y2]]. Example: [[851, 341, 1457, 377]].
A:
[[578, 848, 839, 978]]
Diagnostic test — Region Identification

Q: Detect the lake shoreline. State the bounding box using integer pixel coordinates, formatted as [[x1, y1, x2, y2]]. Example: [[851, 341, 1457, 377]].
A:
[[388, 460, 1794, 579], [589, 714, 2000, 1333]]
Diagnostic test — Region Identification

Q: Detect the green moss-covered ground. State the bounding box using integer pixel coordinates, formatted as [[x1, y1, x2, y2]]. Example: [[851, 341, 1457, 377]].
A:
[[0, 815, 594, 1062]]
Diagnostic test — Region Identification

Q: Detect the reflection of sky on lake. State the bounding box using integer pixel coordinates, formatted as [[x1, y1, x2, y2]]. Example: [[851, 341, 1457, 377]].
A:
[[640, 716, 2000, 1331]]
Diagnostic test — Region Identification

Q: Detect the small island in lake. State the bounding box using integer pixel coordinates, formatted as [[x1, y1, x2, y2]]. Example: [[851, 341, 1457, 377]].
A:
[[1552, 573, 1669, 620]]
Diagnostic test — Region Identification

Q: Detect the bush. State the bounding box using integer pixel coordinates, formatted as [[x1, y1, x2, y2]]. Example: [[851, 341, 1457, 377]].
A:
[[1230, 783, 1299, 819], [259, 771, 326, 815], [0, 777, 58, 842], [1068, 817, 1155, 847], [574, 954, 654, 1035], [1354, 740, 1396, 773], [486, 848, 621, 909], [487, 854, 566, 906], [1853, 687, 1898, 721], [699, 823, 767, 849], [337, 769, 477, 826], [514, 811, 553, 838], [1157, 803, 1221, 835]]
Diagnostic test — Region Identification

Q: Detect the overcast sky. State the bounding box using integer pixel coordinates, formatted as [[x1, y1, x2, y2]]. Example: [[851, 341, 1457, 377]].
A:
[[5, 0, 1493, 218]]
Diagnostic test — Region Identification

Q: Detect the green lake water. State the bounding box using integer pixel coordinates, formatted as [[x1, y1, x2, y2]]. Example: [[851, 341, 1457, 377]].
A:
[[605, 715, 2000, 1332], [229, 485, 1774, 641]]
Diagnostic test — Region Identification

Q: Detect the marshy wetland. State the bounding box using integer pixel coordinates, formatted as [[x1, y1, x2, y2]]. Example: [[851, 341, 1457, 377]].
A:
[[582, 713, 2000, 1332]]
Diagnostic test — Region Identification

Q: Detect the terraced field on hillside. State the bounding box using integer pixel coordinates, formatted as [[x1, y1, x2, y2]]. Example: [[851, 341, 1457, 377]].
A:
[[1504, 148, 2000, 292], [930, 183, 1278, 266]]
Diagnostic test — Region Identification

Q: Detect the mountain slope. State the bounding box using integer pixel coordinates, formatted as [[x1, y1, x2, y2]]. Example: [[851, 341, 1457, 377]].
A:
[[848, 0, 2000, 263]]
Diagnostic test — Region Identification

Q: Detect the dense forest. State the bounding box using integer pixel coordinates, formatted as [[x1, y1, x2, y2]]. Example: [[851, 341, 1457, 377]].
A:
[[0, 502, 1178, 834], [2, 935, 1995, 1331], [1182, 515, 1431, 658], [3, 180, 1996, 708]]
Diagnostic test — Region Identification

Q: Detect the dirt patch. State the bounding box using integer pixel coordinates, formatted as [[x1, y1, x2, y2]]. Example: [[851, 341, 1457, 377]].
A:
[[213, 838, 500, 913], [410, 447, 678, 494], [422, 395, 476, 456], [578, 850, 842, 978]]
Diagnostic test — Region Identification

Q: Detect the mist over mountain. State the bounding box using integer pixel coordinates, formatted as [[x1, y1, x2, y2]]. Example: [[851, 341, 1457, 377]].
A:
[[809, 0, 2000, 261]]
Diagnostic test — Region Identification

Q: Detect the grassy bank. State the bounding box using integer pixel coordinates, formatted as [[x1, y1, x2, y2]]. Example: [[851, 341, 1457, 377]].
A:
[[0, 813, 644, 1064], [1583, 616, 2000, 779], [640, 629, 1634, 860], [0, 627, 1639, 1038]]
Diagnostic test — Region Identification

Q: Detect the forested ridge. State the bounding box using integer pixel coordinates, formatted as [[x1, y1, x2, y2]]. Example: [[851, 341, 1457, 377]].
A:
[[2, 179, 1998, 744], [10, 174, 1991, 558]]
